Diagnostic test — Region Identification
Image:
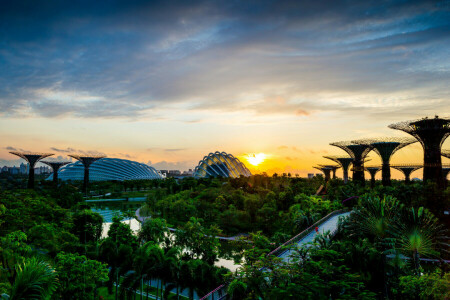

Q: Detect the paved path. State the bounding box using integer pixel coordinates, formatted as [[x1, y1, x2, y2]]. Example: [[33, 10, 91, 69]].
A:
[[278, 212, 351, 263], [200, 210, 352, 300]]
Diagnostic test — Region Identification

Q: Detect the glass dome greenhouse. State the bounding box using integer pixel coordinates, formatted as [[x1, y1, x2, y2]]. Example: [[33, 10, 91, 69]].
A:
[[193, 151, 252, 178]]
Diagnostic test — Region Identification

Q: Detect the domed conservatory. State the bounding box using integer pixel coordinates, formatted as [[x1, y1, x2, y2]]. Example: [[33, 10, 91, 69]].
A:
[[193, 151, 252, 178], [47, 158, 162, 181]]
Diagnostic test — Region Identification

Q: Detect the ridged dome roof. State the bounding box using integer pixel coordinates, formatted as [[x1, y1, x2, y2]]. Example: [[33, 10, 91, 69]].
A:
[[47, 158, 162, 181], [194, 151, 252, 178]]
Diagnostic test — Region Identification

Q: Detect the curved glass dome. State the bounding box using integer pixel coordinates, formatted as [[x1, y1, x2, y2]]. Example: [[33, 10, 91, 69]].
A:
[[194, 151, 252, 178], [47, 158, 162, 181]]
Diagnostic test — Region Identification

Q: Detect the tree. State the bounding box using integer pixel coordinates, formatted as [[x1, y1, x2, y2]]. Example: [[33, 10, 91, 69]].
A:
[[72, 209, 103, 244], [108, 216, 138, 250], [3, 257, 58, 300], [0, 231, 32, 285], [175, 217, 220, 265], [55, 252, 109, 300], [138, 218, 169, 245], [391, 207, 448, 273]]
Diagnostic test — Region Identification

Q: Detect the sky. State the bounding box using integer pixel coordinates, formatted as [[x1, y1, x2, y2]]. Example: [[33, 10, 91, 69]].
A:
[[1, 0, 449, 178]]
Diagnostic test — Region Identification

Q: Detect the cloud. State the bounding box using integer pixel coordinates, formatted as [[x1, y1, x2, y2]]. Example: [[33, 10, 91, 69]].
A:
[[0, 0, 448, 121], [277, 145, 288, 150], [5, 146, 17, 151], [164, 148, 187, 152], [49, 147, 105, 156], [147, 160, 195, 171]]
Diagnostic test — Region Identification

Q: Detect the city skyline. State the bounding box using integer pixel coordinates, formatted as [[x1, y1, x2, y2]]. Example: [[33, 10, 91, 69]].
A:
[[1, 1, 449, 178]]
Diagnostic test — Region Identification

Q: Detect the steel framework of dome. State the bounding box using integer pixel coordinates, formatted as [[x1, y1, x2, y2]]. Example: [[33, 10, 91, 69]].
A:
[[354, 137, 417, 186], [53, 157, 162, 183], [41, 161, 70, 184], [389, 116, 450, 187], [193, 151, 252, 178], [442, 149, 450, 159], [314, 166, 332, 182], [330, 141, 372, 185], [391, 164, 423, 183], [9, 151, 54, 189], [323, 156, 353, 183], [365, 166, 381, 188]]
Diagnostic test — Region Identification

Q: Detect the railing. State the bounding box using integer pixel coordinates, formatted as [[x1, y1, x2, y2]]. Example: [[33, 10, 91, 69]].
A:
[[268, 209, 348, 257], [200, 207, 352, 300]]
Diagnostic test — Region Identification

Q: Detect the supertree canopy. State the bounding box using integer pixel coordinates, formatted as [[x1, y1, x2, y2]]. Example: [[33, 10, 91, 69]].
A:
[[391, 164, 423, 183], [330, 141, 372, 184], [68, 154, 106, 195], [314, 166, 332, 182], [318, 164, 340, 179], [324, 156, 353, 183], [9, 151, 54, 189], [365, 166, 381, 188], [41, 161, 70, 184], [389, 116, 450, 187], [354, 137, 417, 186]]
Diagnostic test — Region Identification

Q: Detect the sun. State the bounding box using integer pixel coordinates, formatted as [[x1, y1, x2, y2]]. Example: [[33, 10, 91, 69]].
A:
[[245, 153, 267, 166]]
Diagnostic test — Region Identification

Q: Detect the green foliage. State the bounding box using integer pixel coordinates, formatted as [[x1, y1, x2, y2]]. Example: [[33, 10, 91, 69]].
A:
[[7, 257, 58, 300], [71, 209, 103, 244], [138, 217, 169, 245], [394, 269, 450, 300], [175, 217, 221, 264], [107, 216, 138, 250], [54, 252, 108, 300]]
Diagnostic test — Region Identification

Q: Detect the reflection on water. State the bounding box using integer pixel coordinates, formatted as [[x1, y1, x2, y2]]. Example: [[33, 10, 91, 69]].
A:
[[92, 202, 242, 271]]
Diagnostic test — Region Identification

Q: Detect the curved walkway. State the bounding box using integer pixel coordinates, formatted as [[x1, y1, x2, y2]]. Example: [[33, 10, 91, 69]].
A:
[[200, 210, 352, 300]]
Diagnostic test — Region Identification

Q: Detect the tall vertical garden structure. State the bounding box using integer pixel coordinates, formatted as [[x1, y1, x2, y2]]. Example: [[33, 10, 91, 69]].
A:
[[389, 116, 450, 187], [365, 166, 381, 188], [318, 164, 340, 179], [42, 161, 70, 184], [330, 141, 372, 185], [9, 152, 53, 189], [314, 166, 332, 182], [354, 137, 416, 186], [68, 154, 105, 195], [391, 164, 423, 183], [324, 156, 353, 183]]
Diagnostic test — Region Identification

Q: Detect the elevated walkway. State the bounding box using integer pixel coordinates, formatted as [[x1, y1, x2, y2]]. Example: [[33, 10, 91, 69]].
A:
[[200, 209, 351, 300]]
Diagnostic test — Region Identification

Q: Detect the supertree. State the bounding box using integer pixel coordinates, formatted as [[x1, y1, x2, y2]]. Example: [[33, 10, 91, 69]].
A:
[[391, 164, 423, 183], [365, 166, 381, 189], [313, 166, 332, 182], [9, 152, 53, 189], [41, 161, 71, 184], [318, 164, 340, 179], [354, 137, 417, 186], [324, 156, 353, 183], [330, 141, 373, 185], [68, 154, 105, 195], [389, 116, 450, 187]]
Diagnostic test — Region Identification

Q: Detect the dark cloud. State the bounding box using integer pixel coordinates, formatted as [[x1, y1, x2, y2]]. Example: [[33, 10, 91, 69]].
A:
[[5, 146, 17, 151], [0, 0, 449, 119]]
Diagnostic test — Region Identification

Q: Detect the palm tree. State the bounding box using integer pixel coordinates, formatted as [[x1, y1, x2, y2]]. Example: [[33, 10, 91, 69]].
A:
[[5, 257, 59, 300], [391, 207, 448, 273], [348, 195, 401, 247]]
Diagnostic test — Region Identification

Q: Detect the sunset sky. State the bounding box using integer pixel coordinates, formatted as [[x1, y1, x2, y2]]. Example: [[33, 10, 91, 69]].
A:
[[1, 0, 449, 178]]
